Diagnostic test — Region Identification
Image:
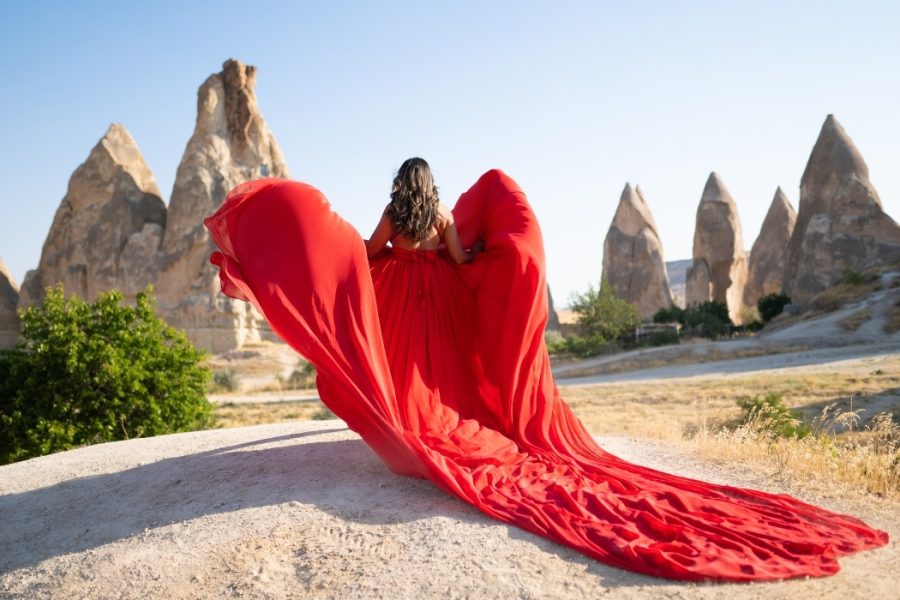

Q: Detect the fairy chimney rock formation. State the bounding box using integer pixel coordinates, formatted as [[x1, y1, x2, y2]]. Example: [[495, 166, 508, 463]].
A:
[[0, 258, 20, 348], [744, 188, 797, 308], [602, 184, 673, 318], [17, 123, 166, 309], [546, 286, 561, 331], [156, 59, 290, 352], [685, 173, 749, 323], [783, 115, 900, 304]]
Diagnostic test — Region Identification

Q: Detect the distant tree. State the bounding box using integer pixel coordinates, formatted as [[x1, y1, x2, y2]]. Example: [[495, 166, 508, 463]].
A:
[[0, 285, 212, 464], [757, 293, 791, 323], [570, 279, 640, 343]]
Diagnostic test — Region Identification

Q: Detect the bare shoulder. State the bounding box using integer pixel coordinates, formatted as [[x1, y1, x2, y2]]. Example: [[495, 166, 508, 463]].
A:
[[437, 202, 455, 225]]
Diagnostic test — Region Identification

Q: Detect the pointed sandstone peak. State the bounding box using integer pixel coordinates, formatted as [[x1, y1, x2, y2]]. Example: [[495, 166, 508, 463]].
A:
[[744, 188, 797, 307], [611, 183, 660, 238], [158, 58, 290, 352], [800, 114, 871, 197], [602, 183, 674, 319], [784, 115, 900, 303], [18, 123, 166, 308], [685, 172, 749, 323]]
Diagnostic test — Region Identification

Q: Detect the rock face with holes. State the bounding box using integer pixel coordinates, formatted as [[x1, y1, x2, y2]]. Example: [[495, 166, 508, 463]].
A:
[[685, 173, 749, 323], [783, 114, 900, 304], [0, 258, 19, 348], [744, 187, 797, 308], [155, 59, 290, 353], [17, 123, 166, 309], [602, 184, 674, 319]]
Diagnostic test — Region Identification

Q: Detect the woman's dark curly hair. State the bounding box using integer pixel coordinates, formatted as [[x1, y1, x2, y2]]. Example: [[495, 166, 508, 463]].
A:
[[385, 157, 440, 242]]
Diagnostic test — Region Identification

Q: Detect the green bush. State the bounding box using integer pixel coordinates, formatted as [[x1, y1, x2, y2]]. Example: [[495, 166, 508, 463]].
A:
[[652, 305, 685, 324], [683, 301, 732, 338], [654, 301, 731, 339], [208, 369, 240, 393], [735, 393, 809, 439], [288, 360, 317, 389], [757, 293, 791, 323], [643, 329, 680, 347], [0, 285, 212, 464], [569, 279, 640, 343]]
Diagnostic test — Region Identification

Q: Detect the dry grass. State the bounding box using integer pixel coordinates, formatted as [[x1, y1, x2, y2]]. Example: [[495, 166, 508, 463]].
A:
[[689, 409, 899, 501], [560, 354, 900, 501], [213, 399, 333, 428], [839, 307, 874, 331]]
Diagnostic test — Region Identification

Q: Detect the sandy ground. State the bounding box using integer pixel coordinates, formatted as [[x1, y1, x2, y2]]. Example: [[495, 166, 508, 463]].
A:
[[1, 419, 897, 600]]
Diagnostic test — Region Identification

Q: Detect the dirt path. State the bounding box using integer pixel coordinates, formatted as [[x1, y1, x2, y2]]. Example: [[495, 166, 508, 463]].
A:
[[1, 420, 895, 599]]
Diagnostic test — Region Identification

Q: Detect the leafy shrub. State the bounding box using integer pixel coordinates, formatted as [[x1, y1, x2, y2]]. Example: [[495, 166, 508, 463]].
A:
[[682, 301, 732, 338], [654, 302, 732, 338], [842, 269, 868, 286], [208, 369, 240, 393], [643, 330, 680, 347], [653, 305, 685, 324], [735, 393, 809, 439], [0, 285, 212, 464], [757, 293, 791, 323], [288, 360, 317, 389], [569, 279, 639, 343], [555, 334, 615, 358]]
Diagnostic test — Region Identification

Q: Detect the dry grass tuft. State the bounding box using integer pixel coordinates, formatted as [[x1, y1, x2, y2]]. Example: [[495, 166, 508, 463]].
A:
[[839, 307, 873, 331]]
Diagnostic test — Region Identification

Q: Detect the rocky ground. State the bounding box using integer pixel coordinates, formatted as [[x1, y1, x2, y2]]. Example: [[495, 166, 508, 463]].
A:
[[1, 419, 897, 599]]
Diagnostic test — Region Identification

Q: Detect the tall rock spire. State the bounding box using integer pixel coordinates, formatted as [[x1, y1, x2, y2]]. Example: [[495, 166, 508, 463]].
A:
[[783, 115, 900, 303], [602, 183, 674, 319], [685, 172, 749, 323], [156, 59, 290, 352], [17, 123, 166, 308], [744, 187, 797, 307]]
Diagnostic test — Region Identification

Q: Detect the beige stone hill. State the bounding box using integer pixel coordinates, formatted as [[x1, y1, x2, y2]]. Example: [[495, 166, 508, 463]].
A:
[[0, 258, 19, 348], [602, 184, 673, 319], [685, 173, 749, 323], [744, 187, 797, 307], [783, 114, 900, 305], [17, 59, 289, 353], [17, 123, 166, 309]]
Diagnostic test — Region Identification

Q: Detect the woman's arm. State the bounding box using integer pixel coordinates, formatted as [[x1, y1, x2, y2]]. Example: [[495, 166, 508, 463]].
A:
[[365, 211, 394, 258], [439, 206, 472, 264]]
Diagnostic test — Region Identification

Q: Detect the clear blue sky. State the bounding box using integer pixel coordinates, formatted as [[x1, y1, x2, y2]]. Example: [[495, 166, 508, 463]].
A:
[[2, 1, 899, 306]]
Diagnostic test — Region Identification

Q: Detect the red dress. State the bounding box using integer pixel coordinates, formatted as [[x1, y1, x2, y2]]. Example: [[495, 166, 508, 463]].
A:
[[204, 171, 887, 582]]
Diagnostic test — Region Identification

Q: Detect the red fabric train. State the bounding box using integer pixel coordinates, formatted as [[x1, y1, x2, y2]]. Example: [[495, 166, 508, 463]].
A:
[[204, 171, 887, 582]]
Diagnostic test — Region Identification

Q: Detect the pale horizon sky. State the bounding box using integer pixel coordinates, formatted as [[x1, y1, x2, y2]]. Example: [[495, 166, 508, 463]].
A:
[[2, 1, 899, 306]]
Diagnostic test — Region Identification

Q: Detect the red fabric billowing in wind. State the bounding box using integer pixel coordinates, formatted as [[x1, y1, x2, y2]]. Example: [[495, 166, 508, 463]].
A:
[[204, 172, 887, 582]]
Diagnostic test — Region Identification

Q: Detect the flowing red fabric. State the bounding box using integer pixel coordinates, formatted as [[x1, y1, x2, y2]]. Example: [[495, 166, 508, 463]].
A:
[[204, 172, 887, 582]]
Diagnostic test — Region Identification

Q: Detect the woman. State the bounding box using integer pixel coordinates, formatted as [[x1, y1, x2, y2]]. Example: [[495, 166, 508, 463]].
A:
[[364, 157, 473, 263], [204, 165, 887, 582]]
